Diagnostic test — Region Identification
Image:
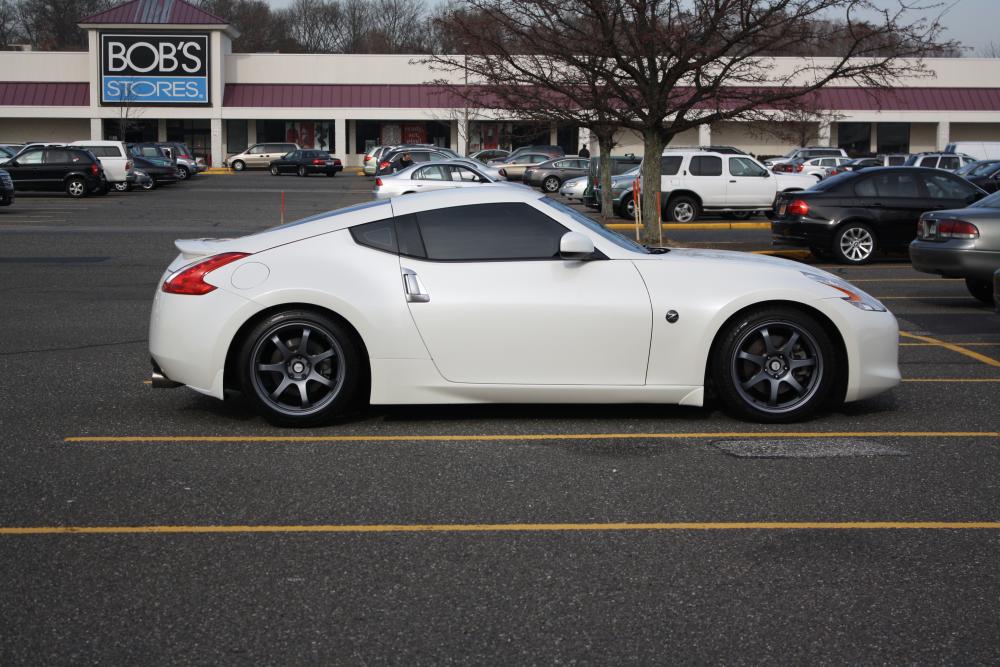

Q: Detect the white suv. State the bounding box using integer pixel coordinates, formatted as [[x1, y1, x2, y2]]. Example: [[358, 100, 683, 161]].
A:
[[655, 150, 815, 222]]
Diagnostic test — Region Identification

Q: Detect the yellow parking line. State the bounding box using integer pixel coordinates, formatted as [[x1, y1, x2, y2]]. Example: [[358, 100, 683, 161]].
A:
[[65, 431, 998, 444], [901, 342, 1000, 347], [900, 331, 1000, 368], [3, 521, 1000, 536]]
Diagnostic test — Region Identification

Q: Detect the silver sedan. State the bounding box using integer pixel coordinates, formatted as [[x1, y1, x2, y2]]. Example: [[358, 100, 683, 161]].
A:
[[373, 161, 499, 200], [559, 175, 588, 200]]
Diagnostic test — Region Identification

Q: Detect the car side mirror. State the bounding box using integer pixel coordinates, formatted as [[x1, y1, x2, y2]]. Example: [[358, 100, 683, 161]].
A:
[[763, 171, 770, 178], [560, 232, 596, 260]]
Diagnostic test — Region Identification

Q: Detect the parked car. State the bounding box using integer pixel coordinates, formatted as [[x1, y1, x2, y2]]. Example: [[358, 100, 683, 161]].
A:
[[375, 147, 460, 175], [0, 146, 107, 197], [363, 145, 390, 175], [372, 160, 498, 199], [443, 157, 505, 181], [495, 152, 555, 181], [558, 175, 588, 201], [226, 143, 300, 171], [597, 166, 642, 218], [133, 168, 154, 191], [774, 156, 853, 180], [945, 142, 1000, 162], [764, 147, 848, 168], [583, 154, 642, 208], [68, 140, 131, 191], [840, 155, 909, 172], [130, 154, 178, 189], [904, 152, 977, 171], [268, 149, 343, 177], [146, 142, 206, 180], [488, 145, 564, 166], [0, 143, 23, 156], [470, 149, 509, 163], [772, 167, 988, 264], [149, 187, 900, 426], [652, 149, 814, 222], [0, 168, 14, 206], [0, 146, 15, 159], [960, 159, 1000, 194], [909, 190, 1000, 303], [523, 157, 590, 192]]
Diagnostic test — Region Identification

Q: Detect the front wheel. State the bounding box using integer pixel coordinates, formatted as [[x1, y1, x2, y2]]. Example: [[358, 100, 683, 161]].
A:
[[619, 196, 636, 220], [65, 177, 87, 198], [833, 222, 878, 264], [965, 278, 994, 304], [176, 166, 190, 180], [542, 176, 561, 193], [114, 181, 130, 192], [666, 195, 699, 223], [710, 306, 837, 423], [238, 310, 364, 427], [232, 160, 245, 172], [298, 166, 308, 177], [141, 179, 156, 191]]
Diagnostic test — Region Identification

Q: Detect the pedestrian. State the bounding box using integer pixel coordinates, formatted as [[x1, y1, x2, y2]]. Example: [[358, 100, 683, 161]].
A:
[[578, 144, 590, 158], [396, 152, 414, 171]]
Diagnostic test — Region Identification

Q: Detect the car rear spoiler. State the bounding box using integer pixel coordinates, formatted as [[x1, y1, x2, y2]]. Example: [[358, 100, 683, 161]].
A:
[[174, 238, 234, 261]]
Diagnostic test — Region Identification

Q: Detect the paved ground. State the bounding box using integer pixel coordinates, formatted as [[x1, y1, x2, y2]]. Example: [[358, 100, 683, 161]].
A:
[[1, 172, 999, 664]]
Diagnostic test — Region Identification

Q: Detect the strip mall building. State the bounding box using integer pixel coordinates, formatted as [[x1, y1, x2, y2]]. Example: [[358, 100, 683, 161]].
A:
[[1, 0, 999, 167]]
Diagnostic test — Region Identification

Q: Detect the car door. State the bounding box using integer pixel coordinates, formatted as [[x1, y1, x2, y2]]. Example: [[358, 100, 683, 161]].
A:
[[398, 201, 652, 385], [409, 164, 454, 192], [725, 156, 773, 207], [5, 148, 45, 189], [863, 171, 928, 247], [42, 148, 74, 190], [448, 165, 489, 187], [688, 155, 726, 207], [280, 151, 300, 173]]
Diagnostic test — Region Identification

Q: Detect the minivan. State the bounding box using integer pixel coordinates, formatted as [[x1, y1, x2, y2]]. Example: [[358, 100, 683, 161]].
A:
[[225, 143, 300, 171]]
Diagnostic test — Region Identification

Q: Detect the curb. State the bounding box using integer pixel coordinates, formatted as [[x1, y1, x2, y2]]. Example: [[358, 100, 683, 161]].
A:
[[606, 222, 771, 231]]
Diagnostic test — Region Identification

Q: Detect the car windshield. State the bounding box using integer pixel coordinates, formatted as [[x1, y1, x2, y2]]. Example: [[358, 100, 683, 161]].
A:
[[971, 190, 1000, 209], [539, 196, 649, 254], [966, 161, 1000, 177]]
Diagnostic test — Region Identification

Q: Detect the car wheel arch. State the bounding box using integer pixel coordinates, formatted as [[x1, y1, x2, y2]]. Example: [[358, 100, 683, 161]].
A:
[[702, 299, 848, 406], [223, 302, 371, 400], [666, 190, 703, 209]]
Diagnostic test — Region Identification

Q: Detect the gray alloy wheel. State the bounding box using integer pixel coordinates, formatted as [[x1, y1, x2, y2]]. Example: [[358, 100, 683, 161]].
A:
[[141, 179, 156, 191], [249, 321, 346, 418], [730, 320, 824, 415], [113, 181, 129, 192], [834, 223, 877, 264], [542, 175, 561, 192], [232, 160, 245, 171], [668, 196, 699, 223], [298, 166, 307, 177], [270, 165, 280, 176], [621, 197, 636, 220], [176, 166, 189, 180], [65, 177, 87, 198]]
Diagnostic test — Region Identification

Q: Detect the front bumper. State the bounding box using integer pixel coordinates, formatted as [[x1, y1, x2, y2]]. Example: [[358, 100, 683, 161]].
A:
[[909, 240, 1000, 282], [826, 298, 901, 403]]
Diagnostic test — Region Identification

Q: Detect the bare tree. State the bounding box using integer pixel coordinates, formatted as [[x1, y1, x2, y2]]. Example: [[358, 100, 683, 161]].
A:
[[746, 100, 845, 151], [430, 0, 952, 242], [0, 0, 20, 48], [977, 42, 1000, 58], [284, 0, 341, 53], [18, 0, 111, 50]]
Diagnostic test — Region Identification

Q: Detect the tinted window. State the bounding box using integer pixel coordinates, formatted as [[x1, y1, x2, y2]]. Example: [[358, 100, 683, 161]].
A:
[[17, 150, 43, 165], [918, 157, 938, 168], [886, 155, 906, 166], [249, 145, 267, 154], [410, 152, 432, 163], [729, 157, 766, 177], [660, 156, 682, 175], [350, 218, 397, 254], [44, 149, 71, 164], [413, 165, 450, 181], [854, 177, 877, 197], [78, 145, 122, 158], [690, 156, 722, 176], [923, 173, 976, 200], [415, 202, 567, 261], [860, 171, 920, 197], [287, 151, 301, 160], [938, 156, 960, 171]]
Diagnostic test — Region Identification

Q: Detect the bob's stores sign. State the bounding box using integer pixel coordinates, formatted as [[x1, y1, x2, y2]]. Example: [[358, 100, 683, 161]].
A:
[[100, 33, 210, 106]]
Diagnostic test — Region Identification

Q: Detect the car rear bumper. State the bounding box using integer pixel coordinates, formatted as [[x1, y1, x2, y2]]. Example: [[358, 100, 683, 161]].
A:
[[0, 190, 12, 205], [909, 241, 1000, 282], [771, 217, 835, 248]]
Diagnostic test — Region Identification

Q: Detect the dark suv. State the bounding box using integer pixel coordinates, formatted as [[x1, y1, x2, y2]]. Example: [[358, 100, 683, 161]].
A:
[[0, 146, 107, 197], [0, 169, 14, 206]]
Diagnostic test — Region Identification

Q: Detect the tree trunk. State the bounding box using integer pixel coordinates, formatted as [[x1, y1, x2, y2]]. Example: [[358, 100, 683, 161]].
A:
[[640, 127, 664, 245], [596, 131, 616, 222]]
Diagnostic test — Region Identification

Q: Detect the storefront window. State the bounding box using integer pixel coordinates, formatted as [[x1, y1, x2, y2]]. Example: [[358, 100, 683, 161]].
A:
[[837, 122, 871, 156], [103, 119, 157, 143], [877, 123, 910, 154], [256, 120, 334, 152], [167, 119, 211, 162], [226, 120, 248, 154]]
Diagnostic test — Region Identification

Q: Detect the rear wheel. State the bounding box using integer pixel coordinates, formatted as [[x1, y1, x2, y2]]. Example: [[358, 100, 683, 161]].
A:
[[65, 177, 87, 198], [965, 278, 994, 304], [141, 179, 156, 191], [232, 160, 245, 171], [176, 166, 190, 180], [667, 195, 699, 223], [326, 171, 336, 177], [270, 166, 280, 176], [619, 196, 636, 220], [722, 211, 753, 220], [832, 222, 877, 264], [711, 306, 836, 423], [114, 181, 130, 192], [542, 175, 561, 193], [238, 310, 364, 427], [298, 166, 308, 177]]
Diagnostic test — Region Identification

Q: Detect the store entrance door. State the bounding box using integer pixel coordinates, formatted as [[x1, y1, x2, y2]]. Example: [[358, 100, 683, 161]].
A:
[[167, 120, 211, 164]]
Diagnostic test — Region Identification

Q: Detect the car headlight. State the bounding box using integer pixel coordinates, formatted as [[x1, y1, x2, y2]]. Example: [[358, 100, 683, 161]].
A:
[[802, 272, 886, 312]]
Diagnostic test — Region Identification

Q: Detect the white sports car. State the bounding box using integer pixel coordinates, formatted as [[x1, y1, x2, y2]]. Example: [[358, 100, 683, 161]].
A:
[[149, 187, 900, 425]]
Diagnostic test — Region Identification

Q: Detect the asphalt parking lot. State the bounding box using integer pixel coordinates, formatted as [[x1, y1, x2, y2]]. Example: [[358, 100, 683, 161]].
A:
[[2, 172, 999, 663]]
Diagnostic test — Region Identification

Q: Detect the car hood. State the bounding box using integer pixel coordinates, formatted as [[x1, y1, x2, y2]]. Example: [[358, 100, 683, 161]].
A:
[[649, 247, 849, 283]]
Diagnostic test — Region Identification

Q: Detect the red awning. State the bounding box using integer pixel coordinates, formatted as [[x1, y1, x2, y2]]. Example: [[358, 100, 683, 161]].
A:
[[0, 82, 89, 106]]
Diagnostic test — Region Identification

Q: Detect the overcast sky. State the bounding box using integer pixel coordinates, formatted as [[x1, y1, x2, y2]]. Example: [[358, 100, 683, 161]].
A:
[[260, 0, 994, 53]]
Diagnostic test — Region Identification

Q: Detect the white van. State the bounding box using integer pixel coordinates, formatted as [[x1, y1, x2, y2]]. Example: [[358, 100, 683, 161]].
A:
[[945, 142, 1000, 161], [69, 140, 131, 190]]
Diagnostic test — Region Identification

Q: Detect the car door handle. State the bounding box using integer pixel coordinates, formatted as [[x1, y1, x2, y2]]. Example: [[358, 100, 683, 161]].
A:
[[401, 268, 430, 303], [729, 180, 737, 183]]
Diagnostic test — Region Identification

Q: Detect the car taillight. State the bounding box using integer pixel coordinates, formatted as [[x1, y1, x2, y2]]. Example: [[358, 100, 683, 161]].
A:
[[379, 161, 390, 170], [179, 154, 190, 159], [795, 164, 803, 172], [936, 218, 979, 240], [787, 199, 810, 216], [375, 177, 383, 187], [90, 163, 99, 176], [828, 169, 839, 175], [333, 158, 341, 164], [162, 252, 250, 295], [312, 159, 325, 165], [364, 155, 373, 162], [126, 160, 133, 171]]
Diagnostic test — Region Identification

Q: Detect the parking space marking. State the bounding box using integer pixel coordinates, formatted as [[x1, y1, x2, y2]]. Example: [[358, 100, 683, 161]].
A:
[[901, 342, 1000, 347], [65, 431, 999, 444], [900, 331, 1000, 368], [3, 521, 1000, 536]]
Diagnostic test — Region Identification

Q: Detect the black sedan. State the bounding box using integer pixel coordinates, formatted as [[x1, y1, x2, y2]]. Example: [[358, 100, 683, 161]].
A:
[[772, 167, 987, 264], [522, 157, 590, 193], [131, 155, 178, 190], [962, 160, 1000, 194], [269, 150, 343, 177], [0, 168, 13, 206]]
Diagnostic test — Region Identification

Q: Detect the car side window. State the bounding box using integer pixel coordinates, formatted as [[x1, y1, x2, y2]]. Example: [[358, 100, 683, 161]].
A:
[[16, 150, 44, 165], [44, 149, 70, 164], [248, 145, 266, 154], [414, 202, 568, 261], [413, 165, 450, 181], [551, 160, 568, 168], [854, 177, 877, 197], [729, 157, 766, 177], [869, 172, 920, 197], [660, 156, 682, 175], [919, 157, 938, 168], [411, 152, 432, 163], [350, 218, 397, 254], [690, 156, 722, 176], [923, 173, 976, 200], [450, 166, 483, 182], [938, 156, 960, 171]]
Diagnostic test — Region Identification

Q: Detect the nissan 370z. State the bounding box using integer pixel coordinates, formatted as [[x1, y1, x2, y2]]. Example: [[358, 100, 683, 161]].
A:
[[149, 187, 900, 425]]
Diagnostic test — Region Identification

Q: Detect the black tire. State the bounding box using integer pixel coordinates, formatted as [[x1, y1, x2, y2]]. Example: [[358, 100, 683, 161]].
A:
[[721, 211, 753, 220], [710, 306, 837, 423], [176, 166, 190, 181], [270, 166, 280, 176], [141, 179, 156, 191], [238, 309, 364, 427], [232, 160, 245, 171], [325, 171, 336, 177], [666, 195, 699, 223], [965, 278, 994, 304], [832, 222, 878, 264], [298, 166, 307, 177], [618, 196, 636, 220], [65, 177, 87, 198], [542, 175, 561, 193], [114, 181, 130, 192]]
